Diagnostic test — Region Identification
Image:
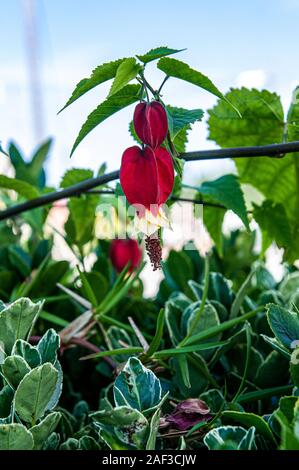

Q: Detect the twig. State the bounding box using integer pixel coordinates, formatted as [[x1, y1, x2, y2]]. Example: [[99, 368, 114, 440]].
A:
[[1, 141, 299, 221]]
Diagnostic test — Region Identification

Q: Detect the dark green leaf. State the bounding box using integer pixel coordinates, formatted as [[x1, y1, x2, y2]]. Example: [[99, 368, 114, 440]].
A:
[[137, 46, 186, 64], [70, 84, 141, 156], [59, 58, 126, 112], [158, 58, 240, 115]]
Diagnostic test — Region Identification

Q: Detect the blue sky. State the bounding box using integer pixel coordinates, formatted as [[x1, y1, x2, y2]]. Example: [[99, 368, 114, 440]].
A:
[[1, 0, 299, 185]]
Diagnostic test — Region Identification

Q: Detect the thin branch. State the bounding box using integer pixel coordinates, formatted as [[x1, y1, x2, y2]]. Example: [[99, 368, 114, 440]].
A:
[[180, 140, 299, 161], [1, 140, 299, 221]]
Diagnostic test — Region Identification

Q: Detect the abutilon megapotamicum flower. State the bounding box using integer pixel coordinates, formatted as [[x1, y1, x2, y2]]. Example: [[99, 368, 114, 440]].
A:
[[120, 145, 174, 269], [133, 101, 168, 149], [110, 238, 142, 273], [120, 101, 174, 270]]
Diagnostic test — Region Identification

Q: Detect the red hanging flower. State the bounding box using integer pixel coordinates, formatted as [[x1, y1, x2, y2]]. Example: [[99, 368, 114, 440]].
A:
[[133, 101, 168, 149], [110, 238, 142, 272], [120, 145, 174, 217]]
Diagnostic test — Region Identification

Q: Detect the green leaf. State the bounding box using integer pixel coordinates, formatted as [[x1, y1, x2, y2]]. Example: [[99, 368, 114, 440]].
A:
[[92, 406, 149, 449], [0, 386, 14, 420], [146, 309, 165, 357], [37, 329, 60, 364], [184, 307, 261, 346], [137, 46, 186, 64], [253, 200, 292, 253], [207, 87, 299, 260], [222, 411, 276, 443], [12, 340, 41, 368], [14, 363, 58, 424], [0, 175, 39, 199], [236, 385, 293, 403], [113, 357, 161, 412], [172, 126, 190, 153], [0, 424, 34, 450], [68, 193, 99, 244], [59, 58, 126, 112], [204, 425, 256, 450], [279, 272, 299, 299], [208, 87, 284, 147], [163, 250, 194, 293], [30, 412, 61, 450], [81, 346, 143, 360], [158, 58, 240, 115], [290, 349, 299, 387], [203, 206, 226, 256], [70, 84, 141, 156], [146, 408, 160, 450], [79, 436, 101, 450], [267, 303, 299, 349], [186, 174, 249, 228], [177, 355, 191, 388], [153, 340, 228, 358], [109, 58, 141, 96], [0, 298, 42, 353], [230, 269, 255, 319], [2, 355, 30, 389], [166, 105, 204, 138], [60, 168, 93, 188], [255, 350, 290, 388]]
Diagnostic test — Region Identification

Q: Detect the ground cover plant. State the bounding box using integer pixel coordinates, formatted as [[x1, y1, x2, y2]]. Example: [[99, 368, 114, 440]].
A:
[[0, 46, 299, 451]]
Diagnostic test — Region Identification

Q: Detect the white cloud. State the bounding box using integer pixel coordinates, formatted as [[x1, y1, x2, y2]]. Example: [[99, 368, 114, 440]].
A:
[[235, 69, 268, 89]]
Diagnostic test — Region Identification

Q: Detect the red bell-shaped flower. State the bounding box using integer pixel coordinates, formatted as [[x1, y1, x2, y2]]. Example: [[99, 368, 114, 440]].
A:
[[110, 238, 142, 272], [133, 101, 168, 149], [120, 145, 174, 216]]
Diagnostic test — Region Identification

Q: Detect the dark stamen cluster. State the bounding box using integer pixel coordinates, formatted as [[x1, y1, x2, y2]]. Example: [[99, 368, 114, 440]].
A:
[[145, 235, 162, 271]]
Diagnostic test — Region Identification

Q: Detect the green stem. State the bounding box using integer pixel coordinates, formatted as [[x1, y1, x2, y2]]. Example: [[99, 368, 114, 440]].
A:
[[179, 255, 210, 346]]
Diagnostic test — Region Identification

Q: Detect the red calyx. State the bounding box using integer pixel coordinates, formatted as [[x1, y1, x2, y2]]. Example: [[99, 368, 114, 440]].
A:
[[120, 145, 174, 216], [110, 238, 142, 272], [133, 101, 168, 149]]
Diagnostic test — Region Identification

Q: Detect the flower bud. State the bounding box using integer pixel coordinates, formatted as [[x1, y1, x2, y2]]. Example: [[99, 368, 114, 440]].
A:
[[110, 239, 142, 272], [133, 101, 168, 149]]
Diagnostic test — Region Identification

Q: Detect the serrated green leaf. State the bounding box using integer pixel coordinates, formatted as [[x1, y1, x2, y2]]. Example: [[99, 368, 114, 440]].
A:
[[70, 84, 141, 156], [166, 105, 204, 138], [207, 87, 299, 260], [253, 200, 292, 253], [158, 58, 240, 115], [109, 58, 141, 96], [60, 168, 93, 188], [0, 424, 34, 450], [14, 363, 58, 424], [59, 58, 126, 112], [187, 174, 249, 228], [0, 175, 39, 199], [137, 46, 186, 64]]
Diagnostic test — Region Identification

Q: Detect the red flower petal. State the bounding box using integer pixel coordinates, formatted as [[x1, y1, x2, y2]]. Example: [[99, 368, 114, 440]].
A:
[[120, 146, 159, 215], [155, 147, 174, 206], [110, 239, 142, 272], [120, 145, 174, 217], [134, 101, 168, 149]]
